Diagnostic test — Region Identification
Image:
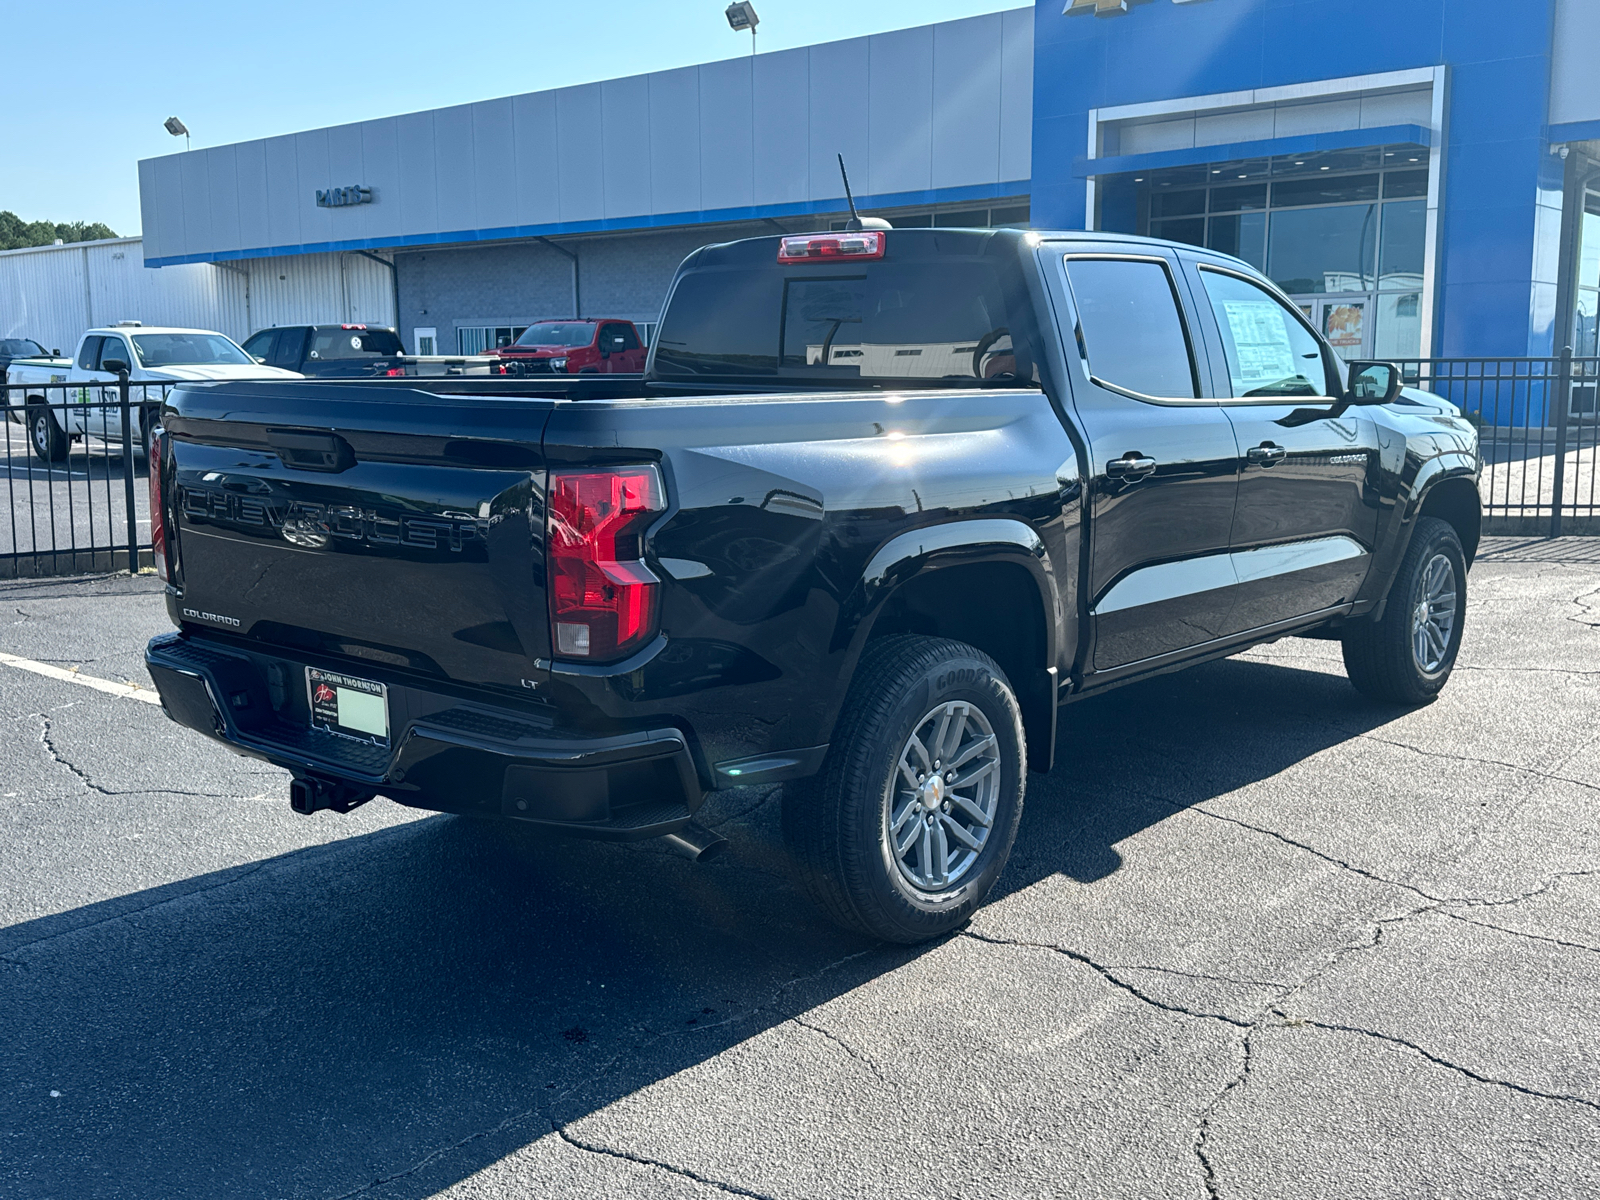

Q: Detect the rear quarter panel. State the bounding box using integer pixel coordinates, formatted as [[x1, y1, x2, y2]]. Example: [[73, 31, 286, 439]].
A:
[[541, 389, 1081, 768]]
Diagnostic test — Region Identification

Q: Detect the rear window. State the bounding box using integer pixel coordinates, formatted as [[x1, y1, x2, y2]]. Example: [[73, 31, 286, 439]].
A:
[[307, 328, 404, 360], [652, 237, 1040, 388]]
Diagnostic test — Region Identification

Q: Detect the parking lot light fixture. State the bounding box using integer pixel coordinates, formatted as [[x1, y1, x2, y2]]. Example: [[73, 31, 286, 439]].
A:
[[164, 116, 190, 151], [725, 2, 758, 53]]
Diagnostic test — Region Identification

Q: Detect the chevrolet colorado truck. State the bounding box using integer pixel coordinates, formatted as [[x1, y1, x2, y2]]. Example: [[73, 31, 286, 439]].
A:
[[143, 228, 1481, 943]]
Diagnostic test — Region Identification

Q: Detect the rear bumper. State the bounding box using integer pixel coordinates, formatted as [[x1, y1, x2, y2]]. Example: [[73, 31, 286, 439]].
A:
[[144, 632, 704, 839]]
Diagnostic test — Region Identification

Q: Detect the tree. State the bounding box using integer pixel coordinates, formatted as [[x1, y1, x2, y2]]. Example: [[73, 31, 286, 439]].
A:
[[0, 211, 119, 251]]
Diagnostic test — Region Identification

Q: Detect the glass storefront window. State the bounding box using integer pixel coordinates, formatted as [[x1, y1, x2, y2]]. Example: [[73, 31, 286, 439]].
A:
[[1151, 216, 1205, 247], [1206, 212, 1266, 270], [1267, 203, 1378, 294], [1271, 174, 1380, 208], [1378, 199, 1426, 291]]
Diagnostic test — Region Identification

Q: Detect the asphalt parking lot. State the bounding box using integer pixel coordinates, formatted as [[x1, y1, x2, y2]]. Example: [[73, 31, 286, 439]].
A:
[[2, 539, 1597, 1200]]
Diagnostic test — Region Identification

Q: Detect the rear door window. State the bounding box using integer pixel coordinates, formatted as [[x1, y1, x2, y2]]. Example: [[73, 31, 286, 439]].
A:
[[1063, 257, 1198, 399], [272, 328, 306, 369]]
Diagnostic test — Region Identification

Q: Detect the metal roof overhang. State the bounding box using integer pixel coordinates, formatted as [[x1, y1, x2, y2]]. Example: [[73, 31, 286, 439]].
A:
[[1074, 123, 1433, 179]]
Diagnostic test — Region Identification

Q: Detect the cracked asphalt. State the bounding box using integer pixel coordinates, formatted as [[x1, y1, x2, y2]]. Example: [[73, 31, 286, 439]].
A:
[[2, 537, 1597, 1199]]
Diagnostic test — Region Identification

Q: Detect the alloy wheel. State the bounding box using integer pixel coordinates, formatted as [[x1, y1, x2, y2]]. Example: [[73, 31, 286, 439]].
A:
[[884, 701, 1002, 892], [1411, 552, 1457, 674]]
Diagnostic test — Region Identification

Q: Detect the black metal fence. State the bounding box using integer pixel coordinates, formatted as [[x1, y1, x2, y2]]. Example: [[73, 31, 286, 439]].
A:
[[1395, 351, 1600, 536], [2, 357, 1597, 581], [2, 378, 168, 579]]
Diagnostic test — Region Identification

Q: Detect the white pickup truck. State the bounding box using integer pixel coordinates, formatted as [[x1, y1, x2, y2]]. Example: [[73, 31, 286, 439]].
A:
[[8, 322, 300, 463]]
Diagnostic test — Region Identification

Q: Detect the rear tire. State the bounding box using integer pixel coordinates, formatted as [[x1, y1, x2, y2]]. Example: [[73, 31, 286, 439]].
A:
[[28, 403, 68, 463], [1341, 516, 1467, 705], [782, 636, 1026, 943]]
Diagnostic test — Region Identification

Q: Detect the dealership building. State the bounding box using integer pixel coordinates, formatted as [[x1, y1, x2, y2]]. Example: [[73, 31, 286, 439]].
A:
[[7, 1, 1600, 366]]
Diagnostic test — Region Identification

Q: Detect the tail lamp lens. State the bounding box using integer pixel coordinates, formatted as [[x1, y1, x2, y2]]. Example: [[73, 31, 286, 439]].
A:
[[148, 431, 167, 582], [548, 466, 665, 661]]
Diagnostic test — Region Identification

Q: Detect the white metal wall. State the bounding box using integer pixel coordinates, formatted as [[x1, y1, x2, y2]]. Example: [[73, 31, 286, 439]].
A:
[[241, 252, 395, 332], [0, 238, 394, 353], [0, 238, 247, 353], [139, 8, 1033, 265]]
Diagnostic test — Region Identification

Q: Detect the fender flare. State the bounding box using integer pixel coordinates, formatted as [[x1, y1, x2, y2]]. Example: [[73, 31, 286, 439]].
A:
[[829, 517, 1063, 772], [1362, 452, 1482, 618]]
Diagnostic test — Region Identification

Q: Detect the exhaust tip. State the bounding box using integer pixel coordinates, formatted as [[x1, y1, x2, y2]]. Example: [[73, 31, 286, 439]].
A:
[[661, 822, 729, 863]]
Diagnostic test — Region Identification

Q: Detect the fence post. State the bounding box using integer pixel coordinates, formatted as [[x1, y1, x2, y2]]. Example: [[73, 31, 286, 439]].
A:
[[118, 372, 138, 573], [1550, 346, 1573, 539]]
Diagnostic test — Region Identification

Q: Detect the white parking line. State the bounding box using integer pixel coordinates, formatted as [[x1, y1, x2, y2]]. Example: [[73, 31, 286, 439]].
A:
[[0, 652, 163, 705]]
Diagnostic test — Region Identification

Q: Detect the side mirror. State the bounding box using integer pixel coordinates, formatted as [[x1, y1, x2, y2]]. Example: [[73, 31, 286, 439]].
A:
[[1347, 360, 1401, 405], [599, 348, 610, 359], [101, 357, 130, 375], [253, 356, 268, 365], [51, 349, 61, 357]]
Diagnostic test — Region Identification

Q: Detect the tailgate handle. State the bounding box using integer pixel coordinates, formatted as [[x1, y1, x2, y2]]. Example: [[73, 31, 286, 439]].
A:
[[267, 429, 355, 473]]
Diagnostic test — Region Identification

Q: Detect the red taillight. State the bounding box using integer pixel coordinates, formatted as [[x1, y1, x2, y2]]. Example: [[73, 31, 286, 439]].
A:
[[340, 323, 368, 330], [548, 466, 665, 661], [384, 367, 404, 376], [777, 231, 885, 263], [148, 431, 167, 583]]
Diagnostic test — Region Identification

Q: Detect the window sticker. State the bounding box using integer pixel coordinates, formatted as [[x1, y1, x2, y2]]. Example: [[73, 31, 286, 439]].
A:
[[1222, 300, 1298, 388]]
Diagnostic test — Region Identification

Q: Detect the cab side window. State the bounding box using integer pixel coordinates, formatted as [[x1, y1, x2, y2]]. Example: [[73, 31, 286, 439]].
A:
[[77, 337, 103, 372], [1063, 257, 1198, 399], [614, 324, 641, 352], [1198, 268, 1329, 398], [97, 337, 129, 370]]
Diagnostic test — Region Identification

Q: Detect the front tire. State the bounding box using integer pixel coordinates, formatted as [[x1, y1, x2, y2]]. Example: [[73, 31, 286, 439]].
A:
[[783, 636, 1026, 943], [1341, 516, 1467, 705], [28, 404, 68, 463]]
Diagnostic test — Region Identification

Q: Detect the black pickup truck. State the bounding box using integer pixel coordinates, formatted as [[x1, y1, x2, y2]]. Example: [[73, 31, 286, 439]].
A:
[[239, 324, 493, 378], [144, 228, 1481, 943]]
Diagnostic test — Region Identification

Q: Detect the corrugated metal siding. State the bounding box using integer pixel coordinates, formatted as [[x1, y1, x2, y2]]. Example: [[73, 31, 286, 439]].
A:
[[0, 238, 392, 353], [243, 252, 394, 333]]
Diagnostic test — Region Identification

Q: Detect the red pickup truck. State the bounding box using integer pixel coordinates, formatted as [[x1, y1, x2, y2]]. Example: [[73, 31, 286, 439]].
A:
[[491, 320, 646, 375]]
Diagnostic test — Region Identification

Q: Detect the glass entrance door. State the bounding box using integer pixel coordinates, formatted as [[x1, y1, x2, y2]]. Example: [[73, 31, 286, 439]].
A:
[[1308, 294, 1371, 361]]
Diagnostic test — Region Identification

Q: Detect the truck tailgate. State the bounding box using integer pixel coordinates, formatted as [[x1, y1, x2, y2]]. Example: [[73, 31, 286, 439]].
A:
[[162, 381, 555, 689]]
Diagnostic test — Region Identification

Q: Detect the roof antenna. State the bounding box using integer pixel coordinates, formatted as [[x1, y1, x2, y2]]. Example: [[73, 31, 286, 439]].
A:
[[838, 154, 891, 231]]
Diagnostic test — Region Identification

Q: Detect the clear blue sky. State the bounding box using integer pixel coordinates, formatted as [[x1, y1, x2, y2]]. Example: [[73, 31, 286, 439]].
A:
[[3, 0, 1019, 238]]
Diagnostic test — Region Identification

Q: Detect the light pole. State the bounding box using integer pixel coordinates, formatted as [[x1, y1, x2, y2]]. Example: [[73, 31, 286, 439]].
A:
[[164, 116, 190, 151], [725, 2, 758, 55]]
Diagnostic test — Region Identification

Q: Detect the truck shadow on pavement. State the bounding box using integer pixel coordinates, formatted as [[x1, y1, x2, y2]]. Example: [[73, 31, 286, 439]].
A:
[[1, 654, 1406, 1199]]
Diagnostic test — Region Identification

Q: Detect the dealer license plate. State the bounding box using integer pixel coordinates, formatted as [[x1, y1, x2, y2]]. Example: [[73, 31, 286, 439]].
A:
[[306, 667, 390, 747]]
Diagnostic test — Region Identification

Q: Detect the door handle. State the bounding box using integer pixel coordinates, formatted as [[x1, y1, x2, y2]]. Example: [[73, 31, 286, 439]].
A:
[[1247, 443, 1288, 467], [1106, 454, 1158, 479]]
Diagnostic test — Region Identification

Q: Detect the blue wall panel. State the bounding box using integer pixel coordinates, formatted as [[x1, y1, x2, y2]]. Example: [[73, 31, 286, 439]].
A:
[[1031, 0, 1562, 356]]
